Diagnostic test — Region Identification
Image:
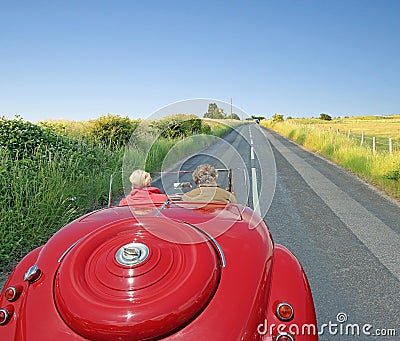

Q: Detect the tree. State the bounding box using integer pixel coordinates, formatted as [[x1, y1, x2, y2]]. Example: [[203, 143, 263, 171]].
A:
[[251, 115, 265, 121], [203, 103, 226, 119], [272, 113, 284, 122], [226, 113, 240, 120], [320, 113, 332, 121]]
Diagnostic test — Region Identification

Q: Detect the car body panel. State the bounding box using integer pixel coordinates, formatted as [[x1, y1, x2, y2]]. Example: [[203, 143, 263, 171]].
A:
[[1, 203, 317, 340]]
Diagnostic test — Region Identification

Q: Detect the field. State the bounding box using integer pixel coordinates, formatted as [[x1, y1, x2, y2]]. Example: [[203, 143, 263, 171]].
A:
[[289, 115, 400, 152], [288, 115, 400, 139], [261, 115, 400, 200], [0, 115, 240, 272]]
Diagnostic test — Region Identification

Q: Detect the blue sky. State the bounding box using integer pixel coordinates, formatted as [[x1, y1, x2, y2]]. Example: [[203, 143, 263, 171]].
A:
[[1, 0, 399, 121]]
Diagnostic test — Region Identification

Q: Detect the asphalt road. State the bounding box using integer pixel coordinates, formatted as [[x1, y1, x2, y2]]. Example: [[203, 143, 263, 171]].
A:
[[157, 123, 400, 340], [2, 123, 399, 340], [260, 126, 400, 340]]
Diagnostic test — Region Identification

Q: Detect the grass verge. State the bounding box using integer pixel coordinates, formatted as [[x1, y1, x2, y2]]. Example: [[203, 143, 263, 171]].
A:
[[261, 120, 400, 201]]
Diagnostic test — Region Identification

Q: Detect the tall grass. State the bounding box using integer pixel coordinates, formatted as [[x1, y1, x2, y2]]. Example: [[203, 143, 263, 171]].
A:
[[261, 120, 400, 200], [209, 120, 239, 137], [1, 117, 242, 272], [0, 145, 124, 271]]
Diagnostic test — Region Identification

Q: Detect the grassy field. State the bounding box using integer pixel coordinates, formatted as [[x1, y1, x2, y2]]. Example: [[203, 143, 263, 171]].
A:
[[0, 115, 241, 272], [287, 115, 400, 139], [289, 115, 400, 152], [261, 115, 400, 200]]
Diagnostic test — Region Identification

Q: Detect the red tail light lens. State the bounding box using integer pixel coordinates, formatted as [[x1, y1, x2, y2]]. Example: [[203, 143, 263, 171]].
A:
[[4, 286, 21, 302], [0, 309, 8, 324], [0, 306, 13, 325], [276, 302, 294, 321], [276, 332, 294, 341]]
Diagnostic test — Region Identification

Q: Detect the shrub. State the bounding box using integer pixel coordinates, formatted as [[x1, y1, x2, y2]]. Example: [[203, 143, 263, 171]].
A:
[[162, 118, 203, 138], [150, 114, 209, 139], [0, 116, 76, 158], [88, 114, 139, 147], [320, 113, 332, 121], [226, 113, 241, 120], [385, 166, 400, 181]]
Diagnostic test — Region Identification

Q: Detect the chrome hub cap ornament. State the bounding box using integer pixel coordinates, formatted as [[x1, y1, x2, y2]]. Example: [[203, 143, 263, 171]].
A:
[[115, 242, 149, 266]]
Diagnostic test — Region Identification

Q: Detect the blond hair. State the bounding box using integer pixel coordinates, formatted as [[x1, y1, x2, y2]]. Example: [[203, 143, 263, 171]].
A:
[[192, 164, 217, 185], [129, 170, 152, 188]]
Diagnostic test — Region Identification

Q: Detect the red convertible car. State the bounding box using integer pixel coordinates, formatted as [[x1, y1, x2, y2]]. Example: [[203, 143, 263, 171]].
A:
[[0, 170, 317, 341]]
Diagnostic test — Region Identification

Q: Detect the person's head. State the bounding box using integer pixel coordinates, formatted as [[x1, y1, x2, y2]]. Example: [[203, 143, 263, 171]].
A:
[[129, 169, 152, 188], [192, 164, 217, 185]]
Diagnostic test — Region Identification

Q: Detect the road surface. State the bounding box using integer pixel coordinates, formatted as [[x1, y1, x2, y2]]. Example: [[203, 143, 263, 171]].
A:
[[260, 126, 399, 340]]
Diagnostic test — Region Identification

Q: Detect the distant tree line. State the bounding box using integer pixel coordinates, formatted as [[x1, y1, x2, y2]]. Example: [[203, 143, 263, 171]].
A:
[[267, 113, 333, 121]]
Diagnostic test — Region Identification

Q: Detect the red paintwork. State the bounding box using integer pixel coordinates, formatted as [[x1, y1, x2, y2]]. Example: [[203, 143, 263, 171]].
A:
[[54, 217, 220, 340], [263, 245, 318, 340], [0, 202, 317, 340]]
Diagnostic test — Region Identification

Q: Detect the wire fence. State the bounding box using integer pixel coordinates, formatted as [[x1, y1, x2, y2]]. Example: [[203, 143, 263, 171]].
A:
[[335, 129, 399, 154], [291, 123, 400, 154]]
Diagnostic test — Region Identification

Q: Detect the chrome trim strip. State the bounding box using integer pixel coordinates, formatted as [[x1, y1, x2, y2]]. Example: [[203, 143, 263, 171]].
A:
[[58, 239, 81, 263], [173, 219, 226, 268]]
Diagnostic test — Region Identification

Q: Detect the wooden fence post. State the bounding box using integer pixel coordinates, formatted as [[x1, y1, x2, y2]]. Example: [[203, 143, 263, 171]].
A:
[[389, 138, 393, 154], [373, 137, 376, 154], [360, 131, 364, 146]]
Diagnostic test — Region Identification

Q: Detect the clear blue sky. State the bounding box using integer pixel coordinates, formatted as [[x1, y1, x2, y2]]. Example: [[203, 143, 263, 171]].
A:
[[1, 0, 399, 121]]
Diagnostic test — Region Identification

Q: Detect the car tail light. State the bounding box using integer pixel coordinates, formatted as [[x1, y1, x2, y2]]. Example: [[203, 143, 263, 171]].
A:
[[0, 306, 13, 325], [4, 286, 22, 302], [276, 302, 294, 321], [276, 332, 295, 341]]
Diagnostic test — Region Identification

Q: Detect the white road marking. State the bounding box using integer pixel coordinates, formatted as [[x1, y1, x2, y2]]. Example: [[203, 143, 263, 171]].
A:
[[263, 130, 400, 281], [249, 126, 261, 216], [252, 167, 261, 216], [249, 125, 254, 145]]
